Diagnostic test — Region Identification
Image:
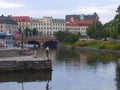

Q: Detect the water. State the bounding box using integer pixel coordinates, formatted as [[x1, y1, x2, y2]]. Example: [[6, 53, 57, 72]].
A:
[[0, 48, 120, 90]]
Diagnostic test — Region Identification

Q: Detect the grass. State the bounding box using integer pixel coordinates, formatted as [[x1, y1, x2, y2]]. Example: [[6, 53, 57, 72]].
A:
[[61, 40, 120, 51], [84, 41, 102, 49], [74, 40, 120, 50]]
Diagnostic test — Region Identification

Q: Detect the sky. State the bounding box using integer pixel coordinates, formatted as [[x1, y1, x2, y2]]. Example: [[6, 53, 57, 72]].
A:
[[0, 0, 120, 24]]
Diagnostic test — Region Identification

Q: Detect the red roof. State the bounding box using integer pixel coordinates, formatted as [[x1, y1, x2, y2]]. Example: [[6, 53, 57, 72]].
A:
[[66, 20, 93, 26], [12, 16, 30, 22]]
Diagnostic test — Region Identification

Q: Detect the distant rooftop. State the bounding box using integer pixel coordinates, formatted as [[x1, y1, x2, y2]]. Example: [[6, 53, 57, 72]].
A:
[[12, 16, 30, 22], [0, 15, 17, 25]]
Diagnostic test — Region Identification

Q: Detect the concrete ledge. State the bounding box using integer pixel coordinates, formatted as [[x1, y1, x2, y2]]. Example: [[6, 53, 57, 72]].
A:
[[0, 57, 52, 73]]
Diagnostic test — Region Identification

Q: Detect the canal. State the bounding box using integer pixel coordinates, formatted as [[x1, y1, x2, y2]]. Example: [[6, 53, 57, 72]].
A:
[[0, 47, 120, 90]]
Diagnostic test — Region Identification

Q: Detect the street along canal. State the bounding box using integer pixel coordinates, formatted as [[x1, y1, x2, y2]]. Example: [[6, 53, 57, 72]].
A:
[[0, 47, 120, 90]]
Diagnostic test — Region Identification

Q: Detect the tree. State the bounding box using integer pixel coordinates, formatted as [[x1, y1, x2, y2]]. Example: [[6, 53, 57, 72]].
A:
[[115, 5, 120, 36], [101, 22, 111, 39], [55, 30, 79, 44], [32, 28, 38, 36], [110, 26, 119, 39], [24, 27, 31, 37], [87, 21, 103, 39], [101, 27, 110, 39], [87, 24, 96, 38], [101, 5, 120, 40], [54, 31, 65, 42], [116, 5, 120, 19]]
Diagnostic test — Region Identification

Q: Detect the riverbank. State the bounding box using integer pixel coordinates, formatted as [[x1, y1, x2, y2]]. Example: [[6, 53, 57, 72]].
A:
[[75, 47, 120, 55], [61, 44, 120, 56], [61, 40, 120, 55]]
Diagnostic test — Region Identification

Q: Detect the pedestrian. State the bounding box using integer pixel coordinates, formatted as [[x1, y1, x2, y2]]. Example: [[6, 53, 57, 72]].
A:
[[46, 46, 50, 60]]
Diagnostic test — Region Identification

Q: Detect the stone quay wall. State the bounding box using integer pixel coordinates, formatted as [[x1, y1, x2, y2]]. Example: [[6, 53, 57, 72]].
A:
[[0, 49, 52, 73], [0, 60, 52, 73]]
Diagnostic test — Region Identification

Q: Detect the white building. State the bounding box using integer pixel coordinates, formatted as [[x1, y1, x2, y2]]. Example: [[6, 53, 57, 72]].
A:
[[66, 25, 88, 36], [30, 17, 66, 37]]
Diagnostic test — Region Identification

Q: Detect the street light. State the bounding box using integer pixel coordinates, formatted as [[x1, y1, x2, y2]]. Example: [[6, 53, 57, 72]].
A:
[[21, 30, 24, 49]]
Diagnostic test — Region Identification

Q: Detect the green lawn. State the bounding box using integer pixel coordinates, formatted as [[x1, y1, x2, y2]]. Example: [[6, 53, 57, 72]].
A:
[[84, 41, 102, 49], [62, 40, 120, 51], [74, 40, 120, 50]]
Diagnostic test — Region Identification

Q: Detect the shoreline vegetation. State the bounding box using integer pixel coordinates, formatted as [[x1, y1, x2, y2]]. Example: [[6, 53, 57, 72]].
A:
[[62, 40, 120, 55]]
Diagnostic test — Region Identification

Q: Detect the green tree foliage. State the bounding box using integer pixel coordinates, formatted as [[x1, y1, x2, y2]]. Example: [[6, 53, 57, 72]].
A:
[[23, 27, 38, 37], [114, 5, 120, 36], [102, 5, 120, 39], [87, 5, 120, 40], [32, 28, 38, 36], [87, 25, 96, 38], [115, 5, 120, 21], [101, 27, 109, 39], [115, 5, 120, 35], [24, 27, 31, 37], [102, 23, 111, 39], [102, 20, 119, 40], [111, 26, 119, 39], [55, 30, 79, 44], [87, 21, 103, 39]]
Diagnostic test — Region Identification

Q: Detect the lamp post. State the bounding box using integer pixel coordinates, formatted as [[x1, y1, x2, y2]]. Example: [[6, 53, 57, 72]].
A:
[[21, 30, 24, 49]]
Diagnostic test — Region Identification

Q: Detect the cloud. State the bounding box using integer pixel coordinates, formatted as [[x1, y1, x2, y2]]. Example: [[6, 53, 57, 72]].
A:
[[0, 0, 23, 8], [22, 4, 117, 23], [74, 4, 117, 15], [73, 4, 118, 23], [4, 1, 118, 24]]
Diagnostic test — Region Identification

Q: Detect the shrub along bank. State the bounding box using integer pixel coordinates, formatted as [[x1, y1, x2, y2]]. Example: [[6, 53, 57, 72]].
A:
[[74, 40, 120, 51]]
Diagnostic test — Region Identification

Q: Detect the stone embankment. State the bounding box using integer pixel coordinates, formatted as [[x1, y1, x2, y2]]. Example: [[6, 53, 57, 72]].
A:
[[0, 48, 52, 73]]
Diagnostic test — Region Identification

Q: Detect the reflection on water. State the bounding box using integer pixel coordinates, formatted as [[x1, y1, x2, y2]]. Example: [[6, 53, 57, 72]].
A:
[[55, 48, 120, 90], [0, 71, 52, 83], [116, 62, 120, 90], [57, 48, 119, 64], [0, 47, 120, 90], [0, 71, 52, 90]]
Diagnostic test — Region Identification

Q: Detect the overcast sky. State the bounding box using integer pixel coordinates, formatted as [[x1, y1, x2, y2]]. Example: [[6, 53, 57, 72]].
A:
[[0, 0, 120, 24]]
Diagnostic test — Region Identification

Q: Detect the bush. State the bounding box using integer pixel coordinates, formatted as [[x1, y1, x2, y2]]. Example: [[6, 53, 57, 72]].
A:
[[99, 41, 115, 50], [74, 40, 83, 47], [74, 40, 88, 47], [113, 44, 120, 50], [87, 40, 97, 45], [74, 40, 97, 47], [71, 44, 76, 49]]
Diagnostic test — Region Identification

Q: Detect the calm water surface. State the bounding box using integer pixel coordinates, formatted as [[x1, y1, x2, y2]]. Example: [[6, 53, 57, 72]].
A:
[[0, 48, 120, 90]]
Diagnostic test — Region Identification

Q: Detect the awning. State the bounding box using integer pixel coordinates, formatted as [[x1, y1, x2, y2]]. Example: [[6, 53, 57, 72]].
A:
[[0, 33, 6, 36], [13, 33, 22, 38]]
